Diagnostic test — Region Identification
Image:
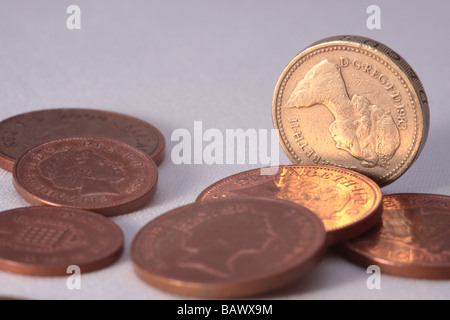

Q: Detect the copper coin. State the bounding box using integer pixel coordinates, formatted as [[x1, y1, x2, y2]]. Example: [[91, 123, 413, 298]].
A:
[[0, 108, 165, 171], [196, 165, 383, 245], [337, 193, 450, 279], [13, 137, 158, 216], [131, 197, 326, 298], [273, 35, 429, 186], [0, 206, 123, 276]]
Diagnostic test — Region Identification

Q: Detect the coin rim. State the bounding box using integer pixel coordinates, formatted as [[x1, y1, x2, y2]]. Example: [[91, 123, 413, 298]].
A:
[[272, 35, 429, 187], [131, 197, 326, 298], [0, 206, 124, 276], [0, 108, 166, 172], [12, 137, 158, 217]]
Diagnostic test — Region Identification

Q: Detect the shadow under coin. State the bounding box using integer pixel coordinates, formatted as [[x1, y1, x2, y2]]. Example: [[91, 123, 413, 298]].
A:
[[258, 251, 364, 299]]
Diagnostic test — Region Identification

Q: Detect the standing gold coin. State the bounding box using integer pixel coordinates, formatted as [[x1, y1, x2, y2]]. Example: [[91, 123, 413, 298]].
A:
[[196, 165, 383, 246], [272, 35, 429, 186]]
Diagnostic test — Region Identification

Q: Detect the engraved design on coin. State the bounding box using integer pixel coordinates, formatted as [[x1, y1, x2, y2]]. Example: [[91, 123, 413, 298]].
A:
[[196, 165, 383, 246], [13, 137, 158, 216], [285, 59, 400, 168], [0, 207, 124, 276], [0, 109, 166, 172], [273, 36, 429, 187], [11, 216, 89, 253], [228, 174, 352, 222], [338, 194, 450, 279], [366, 204, 450, 261], [177, 211, 277, 278], [131, 198, 326, 298], [39, 149, 125, 196]]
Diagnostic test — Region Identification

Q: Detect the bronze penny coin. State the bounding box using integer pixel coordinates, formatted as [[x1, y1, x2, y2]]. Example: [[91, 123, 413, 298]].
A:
[[196, 165, 383, 245], [0, 206, 124, 276], [273, 35, 429, 186], [13, 137, 158, 217], [131, 197, 326, 298], [337, 193, 450, 279], [0, 108, 165, 171]]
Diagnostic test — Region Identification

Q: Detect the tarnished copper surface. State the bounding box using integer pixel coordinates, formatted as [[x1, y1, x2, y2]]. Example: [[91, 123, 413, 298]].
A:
[[0, 206, 124, 276], [0, 108, 165, 171], [196, 165, 382, 245], [13, 137, 158, 216], [131, 197, 326, 298], [272, 35, 429, 186], [337, 193, 450, 279]]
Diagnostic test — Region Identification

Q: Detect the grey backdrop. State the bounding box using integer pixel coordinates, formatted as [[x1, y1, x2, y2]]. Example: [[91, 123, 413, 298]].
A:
[[0, 0, 449, 300]]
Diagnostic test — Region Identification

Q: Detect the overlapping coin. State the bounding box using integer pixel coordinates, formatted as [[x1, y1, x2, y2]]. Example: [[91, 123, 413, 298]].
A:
[[0, 206, 124, 276], [337, 193, 450, 279], [13, 137, 158, 216], [0, 108, 165, 171], [272, 35, 429, 186], [0, 32, 443, 298], [131, 197, 326, 298], [197, 165, 383, 245]]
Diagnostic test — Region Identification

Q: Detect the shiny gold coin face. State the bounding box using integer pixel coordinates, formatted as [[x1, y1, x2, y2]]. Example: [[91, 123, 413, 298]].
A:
[[196, 165, 383, 245], [272, 35, 429, 186]]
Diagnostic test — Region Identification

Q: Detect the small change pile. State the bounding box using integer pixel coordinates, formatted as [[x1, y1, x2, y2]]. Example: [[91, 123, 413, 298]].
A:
[[0, 109, 164, 275], [0, 35, 449, 300]]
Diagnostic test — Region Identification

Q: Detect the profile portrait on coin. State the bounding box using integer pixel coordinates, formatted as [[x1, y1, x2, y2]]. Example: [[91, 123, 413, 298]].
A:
[[284, 59, 401, 168], [229, 176, 352, 222], [177, 213, 277, 278], [39, 149, 125, 195], [275, 178, 352, 221]]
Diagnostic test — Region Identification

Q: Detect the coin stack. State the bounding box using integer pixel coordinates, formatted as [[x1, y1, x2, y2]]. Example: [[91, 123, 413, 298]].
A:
[[1, 35, 449, 300]]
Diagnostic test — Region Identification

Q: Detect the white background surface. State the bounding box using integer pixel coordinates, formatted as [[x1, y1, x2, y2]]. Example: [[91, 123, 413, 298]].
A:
[[0, 0, 449, 300]]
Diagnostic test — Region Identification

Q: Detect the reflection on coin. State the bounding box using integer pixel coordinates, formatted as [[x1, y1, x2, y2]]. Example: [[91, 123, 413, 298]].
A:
[[13, 137, 158, 217], [337, 193, 450, 279], [0, 108, 165, 171], [131, 197, 326, 298], [196, 165, 383, 245], [0, 206, 123, 276], [272, 35, 429, 186]]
